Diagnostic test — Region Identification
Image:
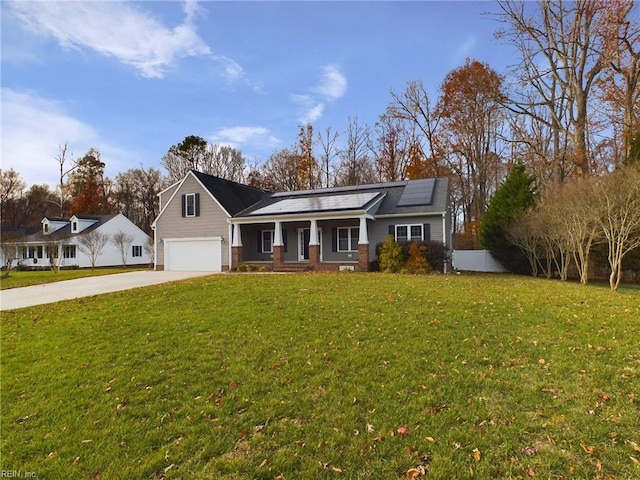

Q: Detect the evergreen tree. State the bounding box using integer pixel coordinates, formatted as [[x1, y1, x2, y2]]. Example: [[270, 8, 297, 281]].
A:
[[480, 163, 537, 273]]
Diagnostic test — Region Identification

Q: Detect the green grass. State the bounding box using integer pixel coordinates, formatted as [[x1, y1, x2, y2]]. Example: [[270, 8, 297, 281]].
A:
[[0, 267, 148, 290], [1, 273, 639, 479]]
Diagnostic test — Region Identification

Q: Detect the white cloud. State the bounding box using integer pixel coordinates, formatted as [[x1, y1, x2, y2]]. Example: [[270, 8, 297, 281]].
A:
[[290, 94, 325, 124], [290, 65, 345, 124], [211, 126, 280, 150], [453, 36, 477, 61], [8, 0, 217, 79], [312, 65, 347, 100], [1, 88, 131, 188], [213, 55, 245, 81]]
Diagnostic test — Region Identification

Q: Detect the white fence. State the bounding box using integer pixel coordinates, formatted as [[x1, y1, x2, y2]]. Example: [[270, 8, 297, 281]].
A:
[[452, 250, 508, 273]]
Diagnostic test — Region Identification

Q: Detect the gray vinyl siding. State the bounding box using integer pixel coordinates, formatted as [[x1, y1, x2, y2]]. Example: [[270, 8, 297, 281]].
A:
[[366, 215, 446, 261], [155, 175, 230, 267], [159, 183, 179, 211]]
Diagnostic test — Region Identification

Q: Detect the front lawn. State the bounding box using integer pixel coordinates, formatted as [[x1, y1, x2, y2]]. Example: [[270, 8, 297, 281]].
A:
[[0, 267, 149, 290], [1, 273, 639, 479]]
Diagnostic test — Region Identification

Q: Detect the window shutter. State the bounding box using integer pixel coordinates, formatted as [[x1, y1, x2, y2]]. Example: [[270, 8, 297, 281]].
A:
[[195, 193, 200, 216], [257, 230, 262, 253], [388, 224, 395, 237], [283, 228, 288, 253], [181, 194, 186, 217], [423, 223, 431, 241], [331, 228, 337, 252]]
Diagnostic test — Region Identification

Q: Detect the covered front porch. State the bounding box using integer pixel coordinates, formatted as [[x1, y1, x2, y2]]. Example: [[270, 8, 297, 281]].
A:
[[229, 215, 371, 272]]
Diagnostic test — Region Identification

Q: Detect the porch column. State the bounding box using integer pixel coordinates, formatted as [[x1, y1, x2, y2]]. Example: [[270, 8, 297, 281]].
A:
[[273, 221, 283, 246], [358, 216, 370, 272], [308, 218, 320, 269], [273, 221, 284, 271], [231, 223, 243, 268]]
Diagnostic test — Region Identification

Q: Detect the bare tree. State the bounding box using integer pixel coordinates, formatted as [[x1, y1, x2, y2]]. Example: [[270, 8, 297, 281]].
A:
[[334, 117, 376, 187], [387, 80, 445, 176], [597, 165, 640, 290], [496, 0, 613, 177], [113, 167, 165, 234], [161, 135, 212, 182], [207, 144, 247, 183], [370, 113, 411, 182], [111, 231, 135, 267], [317, 126, 340, 188], [55, 142, 77, 216], [0, 168, 27, 226], [143, 235, 155, 268], [0, 231, 24, 276], [77, 230, 111, 270]]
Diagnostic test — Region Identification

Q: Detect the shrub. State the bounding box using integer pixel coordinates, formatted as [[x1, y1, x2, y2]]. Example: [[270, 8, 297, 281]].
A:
[[378, 235, 404, 273], [404, 242, 432, 274]]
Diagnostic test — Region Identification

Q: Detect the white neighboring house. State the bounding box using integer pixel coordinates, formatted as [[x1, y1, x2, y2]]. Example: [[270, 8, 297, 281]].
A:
[[9, 214, 152, 269]]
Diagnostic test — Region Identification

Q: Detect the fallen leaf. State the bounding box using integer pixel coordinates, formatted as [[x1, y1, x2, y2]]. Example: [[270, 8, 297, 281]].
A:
[[582, 444, 595, 455], [630, 441, 640, 453], [596, 459, 602, 472], [426, 436, 435, 443], [473, 448, 481, 461], [259, 459, 268, 468], [367, 423, 375, 433], [397, 427, 409, 436], [406, 467, 422, 479]]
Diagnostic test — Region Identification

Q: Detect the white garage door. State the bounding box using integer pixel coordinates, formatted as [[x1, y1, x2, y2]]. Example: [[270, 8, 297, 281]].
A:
[[164, 237, 222, 272]]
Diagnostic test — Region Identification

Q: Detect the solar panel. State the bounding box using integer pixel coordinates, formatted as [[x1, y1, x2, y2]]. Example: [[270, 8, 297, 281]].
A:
[[397, 178, 436, 207], [248, 192, 381, 216]]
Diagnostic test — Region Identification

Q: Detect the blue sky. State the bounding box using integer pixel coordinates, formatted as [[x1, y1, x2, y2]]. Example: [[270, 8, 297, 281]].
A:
[[1, 0, 515, 189]]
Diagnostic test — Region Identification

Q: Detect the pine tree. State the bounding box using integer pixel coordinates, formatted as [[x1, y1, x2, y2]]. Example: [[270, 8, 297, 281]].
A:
[[480, 163, 537, 273]]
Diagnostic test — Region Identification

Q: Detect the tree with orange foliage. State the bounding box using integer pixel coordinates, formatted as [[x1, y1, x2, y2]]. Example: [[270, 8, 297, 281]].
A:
[[69, 149, 112, 214], [437, 58, 506, 226]]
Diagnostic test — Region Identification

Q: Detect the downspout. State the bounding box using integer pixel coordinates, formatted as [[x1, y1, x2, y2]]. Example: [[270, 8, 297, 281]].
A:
[[442, 213, 448, 274]]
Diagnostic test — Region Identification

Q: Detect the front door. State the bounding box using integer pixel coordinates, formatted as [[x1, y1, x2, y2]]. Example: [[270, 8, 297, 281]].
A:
[[298, 228, 322, 261]]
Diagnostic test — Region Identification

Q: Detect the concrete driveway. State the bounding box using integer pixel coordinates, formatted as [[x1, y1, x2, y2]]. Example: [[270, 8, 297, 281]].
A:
[[0, 270, 217, 311]]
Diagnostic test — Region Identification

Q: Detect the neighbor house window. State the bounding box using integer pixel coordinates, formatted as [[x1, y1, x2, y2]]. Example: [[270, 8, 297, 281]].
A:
[[395, 224, 424, 242], [337, 227, 359, 252], [23, 246, 44, 259], [182, 193, 200, 217], [63, 245, 76, 259], [72, 221, 78, 232], [43, 224, 49, 234], [45, 246, 58, 259], [132, 245, 142, 257], [261, 230, 274, 253]]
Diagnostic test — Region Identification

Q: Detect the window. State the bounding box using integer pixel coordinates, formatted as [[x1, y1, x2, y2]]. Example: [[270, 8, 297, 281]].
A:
[[45, 246, 58, 259], [186, 194, 196, 216], [261, 230, 274, 253], [132, 245, 143, 257], [23, 246, 44, 259], [43, 223, 49, 234], [72, 221, 78, 232], [337, 227, 359, 252], [63, 245, 76, 259], [395, 224, 424, 242], [182, 193, 200, 217]]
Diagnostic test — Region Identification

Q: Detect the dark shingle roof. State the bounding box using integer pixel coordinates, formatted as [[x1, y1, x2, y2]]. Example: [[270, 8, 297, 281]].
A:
[[191, 170, 269, 216], [235, 177, 449, 218]]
